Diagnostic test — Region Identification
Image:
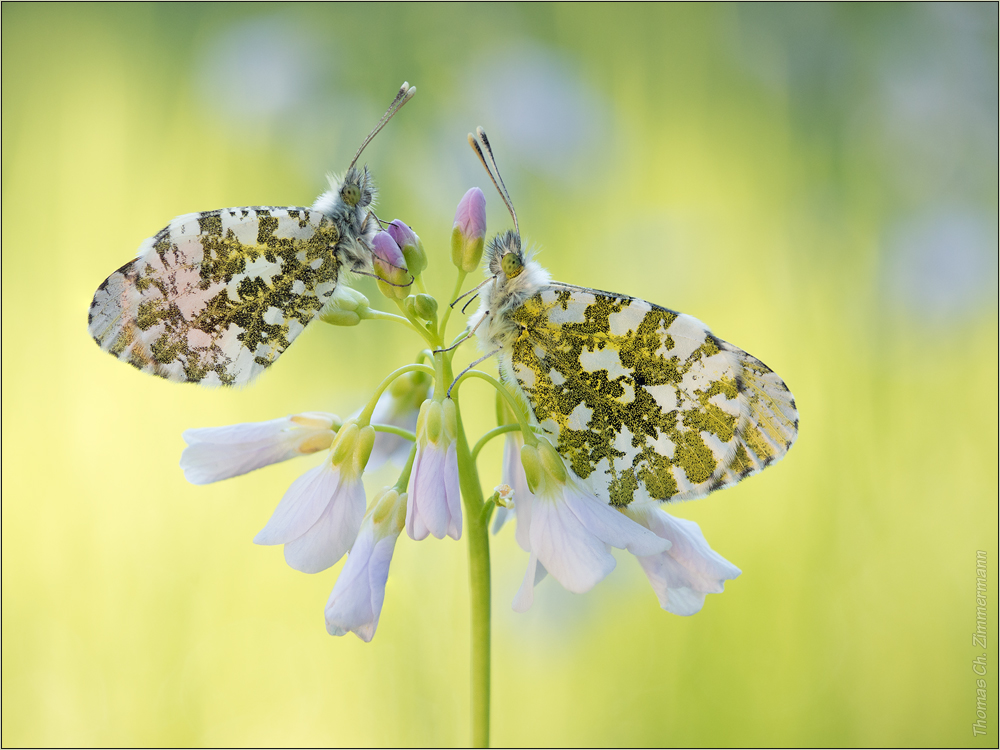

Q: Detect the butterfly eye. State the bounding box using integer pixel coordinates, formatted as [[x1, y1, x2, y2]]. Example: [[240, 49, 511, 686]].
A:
[[341, 183, 362, 207], [501, 252, 524, 279]]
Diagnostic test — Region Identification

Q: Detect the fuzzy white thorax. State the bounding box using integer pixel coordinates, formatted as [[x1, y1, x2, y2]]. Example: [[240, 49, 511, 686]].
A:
[[472, 238, 551, 356], [311, 167, 379, 274]]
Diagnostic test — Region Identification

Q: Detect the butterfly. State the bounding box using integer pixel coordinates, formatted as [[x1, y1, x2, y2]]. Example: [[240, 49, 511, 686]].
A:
[[88, 83, 415, 387], [465, 128, 798, 507]]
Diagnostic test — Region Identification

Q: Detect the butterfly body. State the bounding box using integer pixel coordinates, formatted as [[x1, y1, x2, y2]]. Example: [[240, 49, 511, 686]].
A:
[[89, 84, 414, 387], [473, 233, 798, 508]]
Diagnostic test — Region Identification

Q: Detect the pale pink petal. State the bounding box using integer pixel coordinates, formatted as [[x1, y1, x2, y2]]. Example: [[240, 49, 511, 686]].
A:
[[512, 553, 548, 613], [325, 519, 400, 642], [565, 487, 670, 557], [282, 479, 366, 573], [253, 463, 341, 545], [407, 442, 461, 541], [630, 507, 741, 615], [444, 443, 462, 540], [529, 497, 617, 594]]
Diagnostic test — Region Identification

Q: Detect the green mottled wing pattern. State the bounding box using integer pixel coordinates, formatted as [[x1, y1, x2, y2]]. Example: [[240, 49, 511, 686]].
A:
[[88, 207, 341, 386], [502, 284, 798, 506]]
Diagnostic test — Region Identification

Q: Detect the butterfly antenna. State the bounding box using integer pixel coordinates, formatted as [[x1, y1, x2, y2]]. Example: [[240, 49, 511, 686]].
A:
[[449, 275, 495, 309], [349, 82, 416, 170], [468, 130, 519, 236], [475, 128, 518, 234]]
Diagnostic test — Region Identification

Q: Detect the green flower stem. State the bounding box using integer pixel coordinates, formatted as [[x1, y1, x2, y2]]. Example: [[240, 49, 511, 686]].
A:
[[371, 424, 416, 442], [450, 373, 491, 748], [362, 309, 430, 341], [438, 269, 468, 340], [357, 363, 436, 425], [393, 299, 440, 347], [392, 442, 418, 493], [452, 369, 537, 447], [470, 423, 523, 463]]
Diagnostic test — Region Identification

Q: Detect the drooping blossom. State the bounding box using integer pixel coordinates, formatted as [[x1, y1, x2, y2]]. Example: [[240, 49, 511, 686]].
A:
[[181, 412, 340, 484], [406, 398, 462, 540], [511, 439, 669, 612], [253, 421, 375, 574], [325, 486, 407, 642], [623, 504, 741, 615]]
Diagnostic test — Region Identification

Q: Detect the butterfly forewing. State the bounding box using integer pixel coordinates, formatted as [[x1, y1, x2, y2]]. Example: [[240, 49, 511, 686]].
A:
[[89, 206, 341, 386], [502, 284, 798, 506]]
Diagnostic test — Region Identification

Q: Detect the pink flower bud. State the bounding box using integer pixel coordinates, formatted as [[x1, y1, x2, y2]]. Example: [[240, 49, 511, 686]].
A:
[[371, 231, 410, 300], [388, 220, 427, 277], [451, 187, 487, 272]]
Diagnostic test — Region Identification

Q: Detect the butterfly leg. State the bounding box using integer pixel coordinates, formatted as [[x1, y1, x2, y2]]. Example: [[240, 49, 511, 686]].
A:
[[447, 348, 501, 398]]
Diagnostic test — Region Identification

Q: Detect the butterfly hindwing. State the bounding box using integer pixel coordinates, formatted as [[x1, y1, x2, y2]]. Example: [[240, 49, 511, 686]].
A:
[[501, 283, 798, 506], [89, 206, 342, 386]]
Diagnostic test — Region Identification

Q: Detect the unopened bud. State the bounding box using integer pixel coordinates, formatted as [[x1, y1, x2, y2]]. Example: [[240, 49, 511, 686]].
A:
[[320, 287, 371, 326], [388, 220, 427, 278], [451, 187, 486, 272], [371, 231, 411, 300], [414, 294, 438, 321]]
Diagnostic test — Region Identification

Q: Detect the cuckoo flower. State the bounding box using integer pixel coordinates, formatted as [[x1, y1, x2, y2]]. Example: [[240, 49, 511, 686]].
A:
[[492, 431, 527, 535], [406, 398, 461, 540], [623, 504, 742, 615], [512, 440, 669, 612], [180, 412, 340, 484], [326, 487, 407, 642], [451, 187, 486, 272], [253, 421, 374, 574]]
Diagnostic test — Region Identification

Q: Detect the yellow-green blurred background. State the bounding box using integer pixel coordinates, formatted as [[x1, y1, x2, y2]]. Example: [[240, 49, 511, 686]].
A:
[[3, 3, 997, 747]]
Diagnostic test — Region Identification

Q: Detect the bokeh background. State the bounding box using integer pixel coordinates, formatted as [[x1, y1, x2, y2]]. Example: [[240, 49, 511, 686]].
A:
[[3, 3, 997, 747]]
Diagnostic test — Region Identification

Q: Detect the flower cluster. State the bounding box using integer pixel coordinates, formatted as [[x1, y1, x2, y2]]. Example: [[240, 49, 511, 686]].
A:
[[180, 189, 739, 642]]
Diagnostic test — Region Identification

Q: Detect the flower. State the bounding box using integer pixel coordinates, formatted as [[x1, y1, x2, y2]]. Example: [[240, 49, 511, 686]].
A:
[[511, 440, 669, 612], [406, 399, 462, 540], [387, 219, 427, 277], [253, 421, 375, 574], [366, 371, 432, 472], [325, 486, 407, 642], [180, 412, 340, 484], [623, 504, 742, 615], [371, 231, 410, 300], [491, 431, 528, 534], [451, 187, 487, 272]]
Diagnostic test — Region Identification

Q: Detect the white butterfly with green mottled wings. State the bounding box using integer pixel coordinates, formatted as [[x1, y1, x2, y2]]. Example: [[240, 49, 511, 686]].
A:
[[468, 130, 797, 508], [88, 83, 415, 387]]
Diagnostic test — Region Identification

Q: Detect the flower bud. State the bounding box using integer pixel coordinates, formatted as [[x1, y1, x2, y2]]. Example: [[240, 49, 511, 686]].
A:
[[371, 231, 411, 300], [414, 294, 438, 321], [388, 219, 427, 278], [451, 187, 486, 272], [319, 287, 371, 326]]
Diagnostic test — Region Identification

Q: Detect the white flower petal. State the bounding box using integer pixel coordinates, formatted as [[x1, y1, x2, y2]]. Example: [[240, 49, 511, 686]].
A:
[[282, 479, 365, 573], [445, 443, 462, 540], [254, 463, 341, 545], [182, 417, 291, 445], [629, 506, 741, 615], [180, 414, 336, 484], [565, 485, 670, 557], [491, 505, 513, 535], [512, 553, 549, 613], [529, 496, 617, 594], [407, 442, 461, 541], [325, 518, 400, 642], [181, 438, 302, 485]]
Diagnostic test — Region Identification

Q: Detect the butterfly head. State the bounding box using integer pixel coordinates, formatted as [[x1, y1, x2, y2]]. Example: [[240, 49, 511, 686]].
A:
[[339, 166, 376, 210]]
